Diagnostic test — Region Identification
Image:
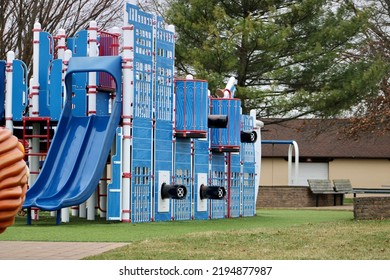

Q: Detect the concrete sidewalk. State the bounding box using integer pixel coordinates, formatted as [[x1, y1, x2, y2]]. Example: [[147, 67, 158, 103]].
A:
[[0, 241, 128, 260]]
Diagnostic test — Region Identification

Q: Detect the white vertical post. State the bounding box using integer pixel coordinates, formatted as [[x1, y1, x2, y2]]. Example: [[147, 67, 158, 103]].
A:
[[57, 28, 66, 106], [79, 87, 87, 219], [71, 207, 79, 217], [294, 142, 299, 185], [29, 23, 41, 186], [28, 23, 42, 220], [287, 141, 299, 186], [56, 29, 66, 59], [31, 22, 41, 117], [5, 51, 15, 132], [99, 26, 121, 219], [250, 109, 263, 203], [87, 20, 98, 116], [61, 51, 72, 222], [79, 203, 86, 218], [86, 21, 98, 221], [62, 49, 72, 105], [61, 207, 70, 223], [223, 76, 237, 98], [288, 141, 299, 186], [121, 7, 134, 222], [54, 28, 68, 220], [110, 26, 122, 37]]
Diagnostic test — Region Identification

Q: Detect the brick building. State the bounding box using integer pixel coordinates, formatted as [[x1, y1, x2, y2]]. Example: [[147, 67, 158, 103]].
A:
[[260, 119, 390, 189]]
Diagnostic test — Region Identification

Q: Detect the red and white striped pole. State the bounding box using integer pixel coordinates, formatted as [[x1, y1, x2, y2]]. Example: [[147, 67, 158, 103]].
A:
[[28, 22, 42, 220], [87, 20, 98, 116], [5, 51, 15, 132], [62, 50, 72, 112], [31, 22, 41, 117], [56, 28, 67, 107], [85, 20, 99, 221], [121, 2, 135, 222], [61, 49, 73, 223], [29, 22, 41, 179], [56, 28, 66, 59]]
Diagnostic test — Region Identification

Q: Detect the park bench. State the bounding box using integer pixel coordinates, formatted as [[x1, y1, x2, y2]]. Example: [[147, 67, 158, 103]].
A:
[[332, 179, 363, 197], [307, 179, 342, 207], [333, 179, 390, 197]]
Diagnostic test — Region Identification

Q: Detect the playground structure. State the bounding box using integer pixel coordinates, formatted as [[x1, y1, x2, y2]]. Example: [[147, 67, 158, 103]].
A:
[[0, 1, 263, 224]]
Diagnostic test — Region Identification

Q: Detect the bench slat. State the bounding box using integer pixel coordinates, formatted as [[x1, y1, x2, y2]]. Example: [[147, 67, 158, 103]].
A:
[[333, 179, 354, 193], [307, 179, 338, 194]]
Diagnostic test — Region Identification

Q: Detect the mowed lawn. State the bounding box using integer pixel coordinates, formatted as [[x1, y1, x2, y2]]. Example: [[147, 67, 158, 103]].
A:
[[1, 209, 390, 259]]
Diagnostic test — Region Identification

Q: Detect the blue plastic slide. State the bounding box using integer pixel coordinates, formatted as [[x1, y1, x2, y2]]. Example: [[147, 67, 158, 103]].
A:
[[23, 56, 122, 211]]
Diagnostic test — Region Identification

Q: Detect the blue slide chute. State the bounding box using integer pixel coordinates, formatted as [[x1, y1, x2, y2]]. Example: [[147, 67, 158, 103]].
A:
[[23, 56, 122, 211]]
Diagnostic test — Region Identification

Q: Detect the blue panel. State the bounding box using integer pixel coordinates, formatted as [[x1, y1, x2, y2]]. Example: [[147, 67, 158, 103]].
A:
[[107, 128, 122, 220], [210, 153, 227, 219], [241, 130, 256, 216], [12, 60, 28, 121], [174, 80, 189, 131], [194, 81, 209, 132], [229, 153, 241, 218], [155, 16, 174, 122], [127, 3, 154, 120], [154, 121, 173, 172], [242, 160, 256, 217], [241, 115, 256, 216], [0, 61, 5, 121], [71, 30, 88, 57], [193, 138, 210, 220], [175, 79, 208, 137], [241, 114, 256, 165], [210, 98, 241, 151], [131, 118, 152, 222], [96, 90, 110, 116], [38, 31, 54, 117], [173, 138, 192, 221], [133, 60, 153, 119], [67, 37, 75, 54], [126, 3, 154, 59], [71, 73, 88, 116], [132, 119, 153, 162], [154, 120, 173, 221], [241, 142, 256, 164], [69, 30, 88, 116], [241, 114, 254, 132], [63, 26, 88, 116], [48, 59, 63, 120]]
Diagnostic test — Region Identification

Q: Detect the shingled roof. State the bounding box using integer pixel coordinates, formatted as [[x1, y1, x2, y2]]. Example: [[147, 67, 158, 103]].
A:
[[261, 119, 390, 159]]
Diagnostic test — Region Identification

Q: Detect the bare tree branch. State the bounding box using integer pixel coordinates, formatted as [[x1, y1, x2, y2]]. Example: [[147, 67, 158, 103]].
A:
[[0, 0, 123, 72]]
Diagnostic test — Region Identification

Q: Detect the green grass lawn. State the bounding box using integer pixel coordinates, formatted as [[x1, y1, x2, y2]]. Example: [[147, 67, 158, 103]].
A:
[[1, 209, 390, 259], [1, 209, 352, 242]]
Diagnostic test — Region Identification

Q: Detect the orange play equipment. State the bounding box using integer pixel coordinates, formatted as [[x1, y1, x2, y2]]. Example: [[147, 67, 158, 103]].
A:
[[0, 127, 28, 234]]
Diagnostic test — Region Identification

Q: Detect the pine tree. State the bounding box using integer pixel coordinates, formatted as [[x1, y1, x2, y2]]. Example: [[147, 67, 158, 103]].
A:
[[166, 0, 387, 118]]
